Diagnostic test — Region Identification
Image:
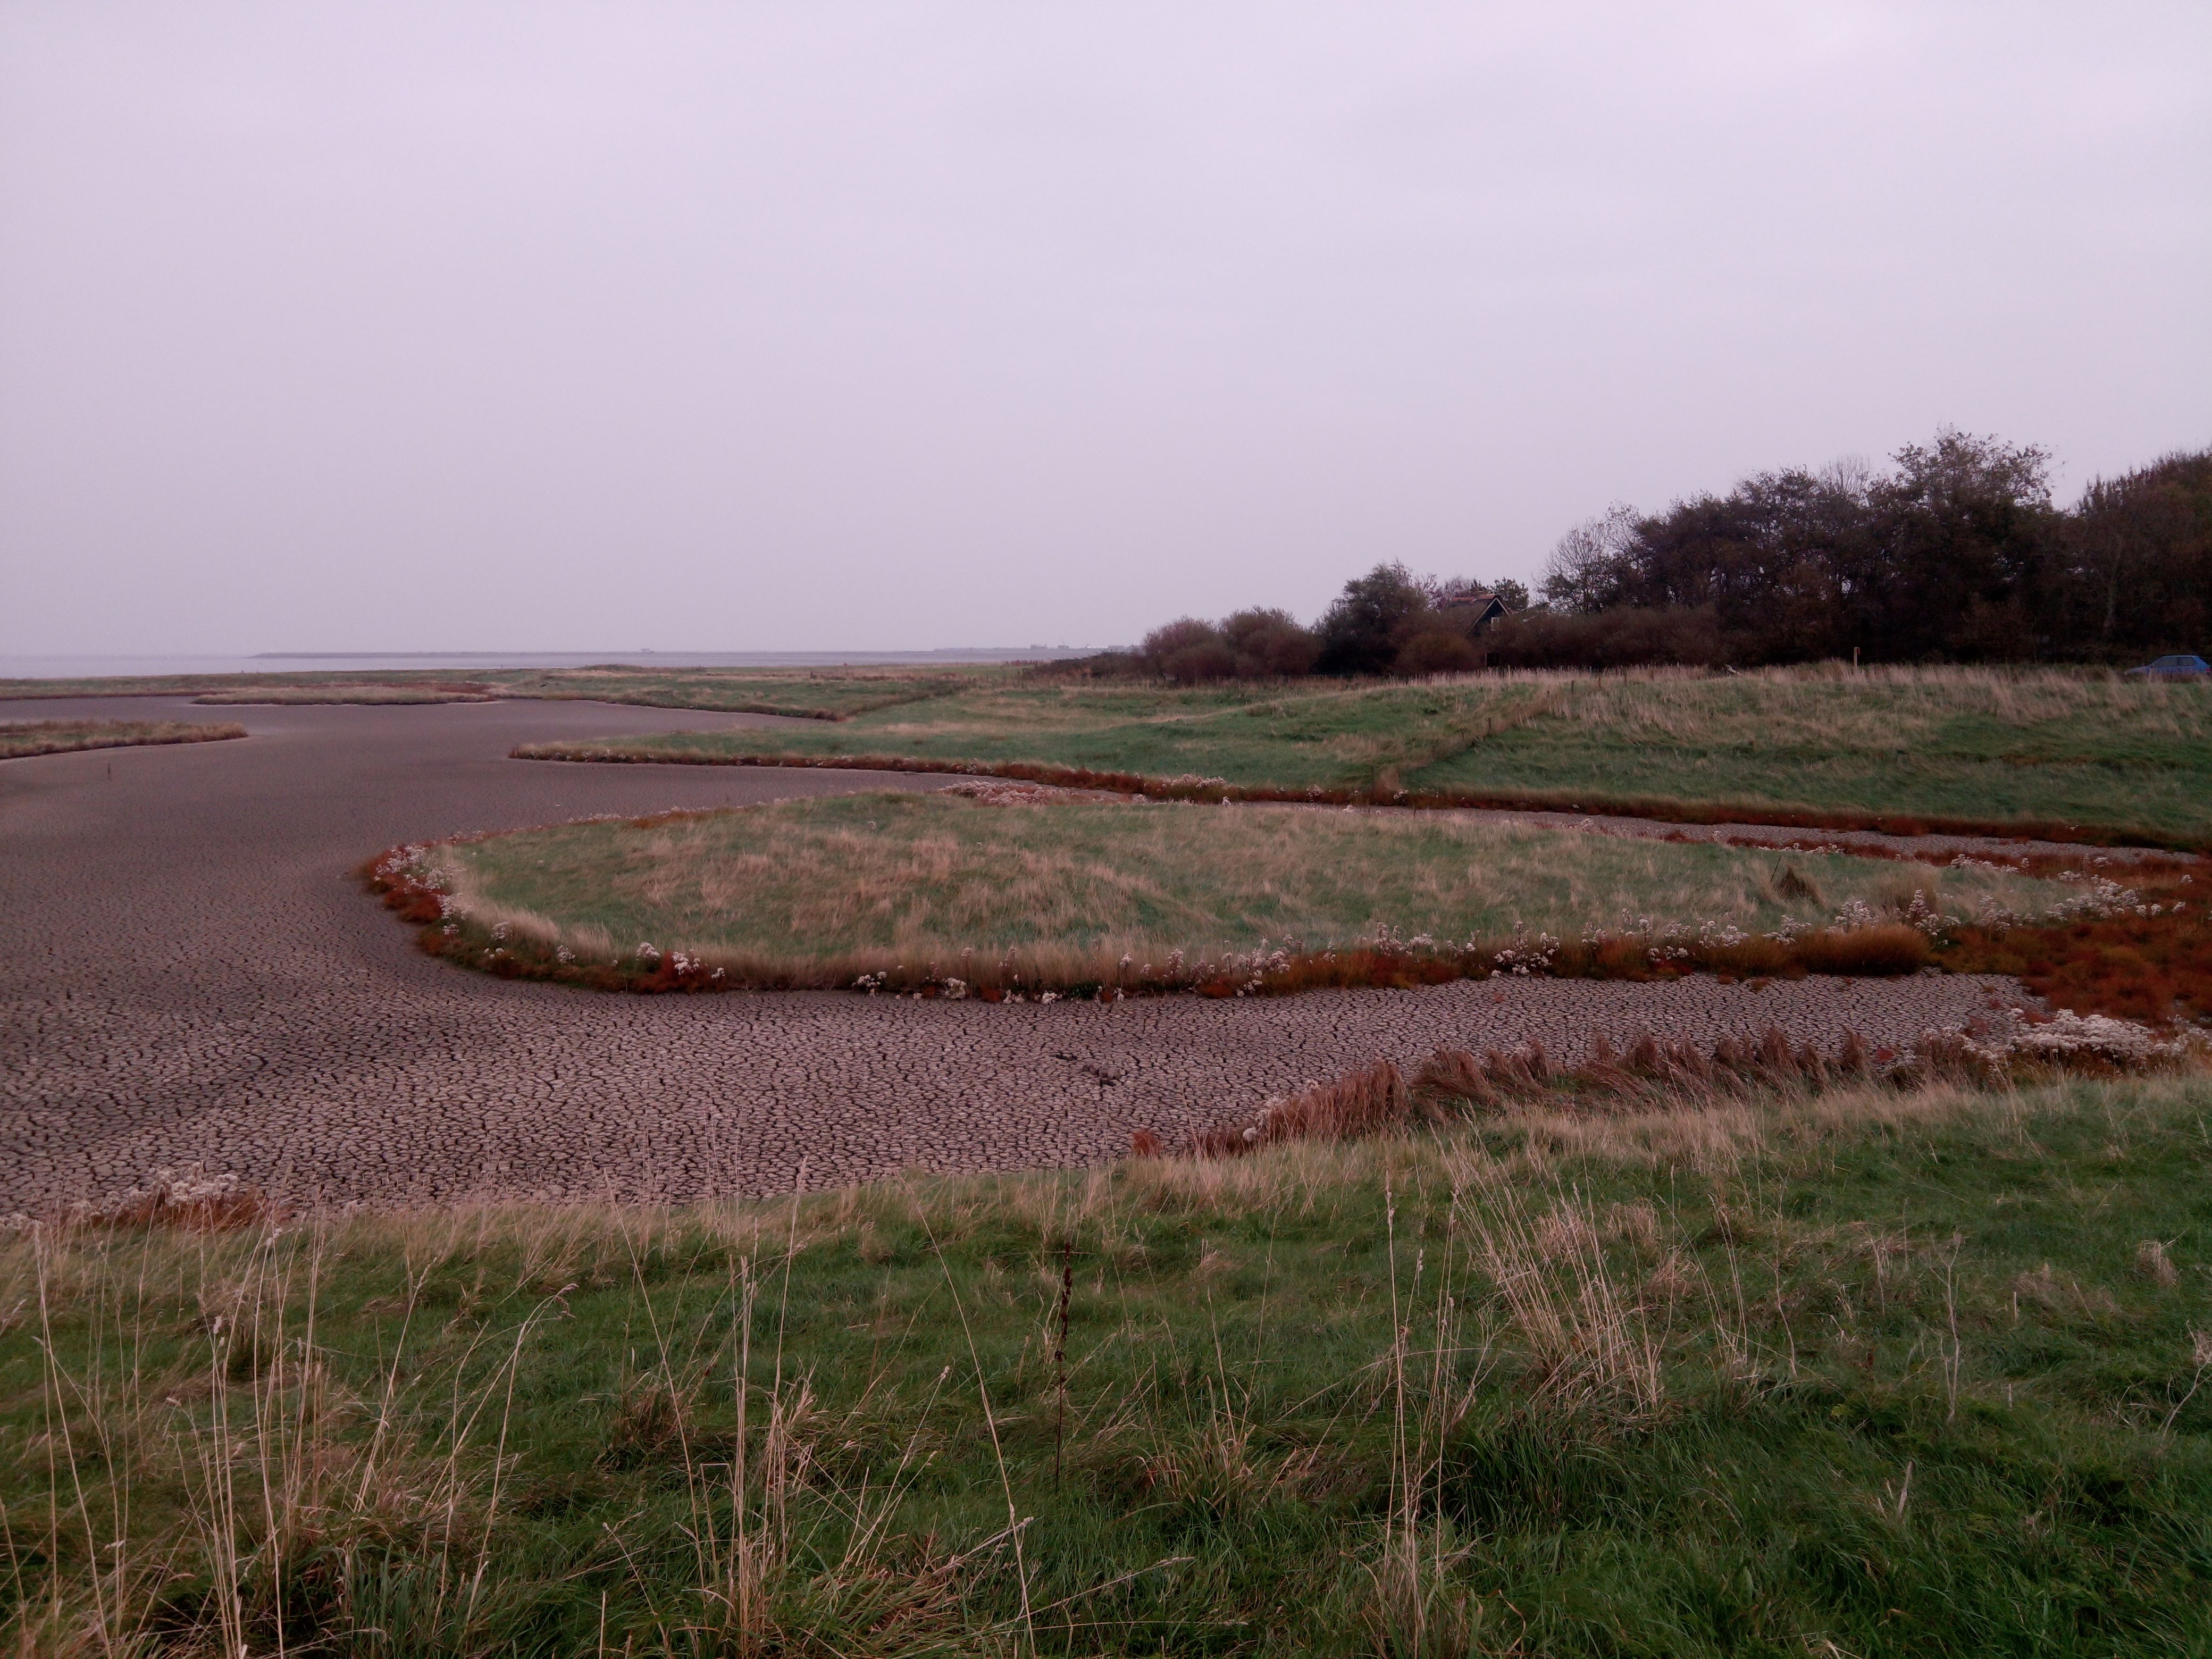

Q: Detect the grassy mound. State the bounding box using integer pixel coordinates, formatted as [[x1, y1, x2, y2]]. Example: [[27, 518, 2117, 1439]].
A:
[[0, 718, 246, 761], [9, 1071, 2209, 1655], [514, 666, 2212, 847], [391, 790, 2083, 994]]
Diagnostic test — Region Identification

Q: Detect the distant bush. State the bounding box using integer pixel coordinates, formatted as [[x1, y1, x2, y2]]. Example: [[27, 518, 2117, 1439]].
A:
[[1392, 628, 1482, 675], [1140, 617, 1240, 683], [1137, 607, 1324, 683], [1483, 605, 1725, 669], [1313, 564, 1434, 675], [1222, 607, 1321, 676], [1023, 649, 1146, 682]]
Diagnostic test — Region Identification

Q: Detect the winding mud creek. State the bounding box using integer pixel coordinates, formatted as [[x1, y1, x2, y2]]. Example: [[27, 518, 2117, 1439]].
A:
[[2, 696, 2032, 1210]]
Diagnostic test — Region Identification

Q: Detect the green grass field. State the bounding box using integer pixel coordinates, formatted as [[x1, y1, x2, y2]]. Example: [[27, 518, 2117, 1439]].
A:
[[0, 718, 246, 761], [430, 790, 2069, 986], [10, 1073, 2210, 1656], [22, 662, 2209, 842], [514, 667, 2212, 845]]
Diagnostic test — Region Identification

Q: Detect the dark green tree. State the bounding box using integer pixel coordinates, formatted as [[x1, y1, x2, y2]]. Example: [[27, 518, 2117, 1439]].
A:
[[1313, 563, 1430, 676]]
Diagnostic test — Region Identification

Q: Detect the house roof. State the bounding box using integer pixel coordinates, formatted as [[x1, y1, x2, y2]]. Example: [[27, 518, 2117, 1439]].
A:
[[1438, 590, 1508, 617]]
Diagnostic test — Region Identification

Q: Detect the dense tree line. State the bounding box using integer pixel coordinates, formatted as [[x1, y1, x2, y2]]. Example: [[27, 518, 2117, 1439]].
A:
[[1109, 431, 2210, 682], [1536, 432, 2212, 665]]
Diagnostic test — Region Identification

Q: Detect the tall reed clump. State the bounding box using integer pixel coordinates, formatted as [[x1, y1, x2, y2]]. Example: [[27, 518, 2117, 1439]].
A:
[[0, 1204, 996, 1657], [1158, 1012, 2197, 1162]]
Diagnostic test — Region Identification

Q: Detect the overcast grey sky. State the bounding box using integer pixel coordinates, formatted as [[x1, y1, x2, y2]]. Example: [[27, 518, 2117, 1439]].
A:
[[2, 2, 2206, 655]]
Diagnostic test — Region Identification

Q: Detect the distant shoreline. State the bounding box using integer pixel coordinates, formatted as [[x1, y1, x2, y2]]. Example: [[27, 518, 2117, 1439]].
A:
[[247, 648, 1095, 660], [0, 647, 1110, 680]]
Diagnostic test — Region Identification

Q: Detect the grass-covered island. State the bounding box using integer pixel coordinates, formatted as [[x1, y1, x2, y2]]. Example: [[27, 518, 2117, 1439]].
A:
[[0, 717, 247, 761], [9, 1065, 2209, 1656], [374, 789, 2097, 996], [514, 666, 2212, 849]]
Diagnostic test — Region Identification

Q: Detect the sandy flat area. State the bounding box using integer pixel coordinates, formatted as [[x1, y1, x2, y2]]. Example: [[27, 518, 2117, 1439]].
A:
[[2, 696, 2029, 1210]]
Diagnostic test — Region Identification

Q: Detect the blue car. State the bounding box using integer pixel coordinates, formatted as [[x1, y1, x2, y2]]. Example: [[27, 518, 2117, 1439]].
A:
[[2125, 655, 2211, 678]]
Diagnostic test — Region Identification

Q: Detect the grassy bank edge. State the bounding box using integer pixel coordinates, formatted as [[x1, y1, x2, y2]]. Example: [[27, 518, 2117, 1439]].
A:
[[0, 719, 248, 761], [510, 742, 2210, 853], [365, 797, 2212, 1024], [364, 834, 1954, 1000]]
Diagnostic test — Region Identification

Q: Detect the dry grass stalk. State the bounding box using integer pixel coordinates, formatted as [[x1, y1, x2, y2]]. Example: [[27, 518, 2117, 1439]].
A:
[[2, 1204, 992, 1657], [54, 1167, 278, 1233], [11, 1220, 487, 1658], [1455, 1182, 1665, 1424], [1149, 1017, 2198, 1194], [1186, 1061, 1419, 1157], [2135, 1239, 2181, 1287]]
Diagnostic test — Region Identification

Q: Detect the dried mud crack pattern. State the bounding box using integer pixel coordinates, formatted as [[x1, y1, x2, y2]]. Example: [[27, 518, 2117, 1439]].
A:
[[2, 697, 2026, 1210]]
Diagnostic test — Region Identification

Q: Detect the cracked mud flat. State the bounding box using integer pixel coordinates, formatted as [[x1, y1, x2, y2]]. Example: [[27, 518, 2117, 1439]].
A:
[[3, 696, 2032, 1211]]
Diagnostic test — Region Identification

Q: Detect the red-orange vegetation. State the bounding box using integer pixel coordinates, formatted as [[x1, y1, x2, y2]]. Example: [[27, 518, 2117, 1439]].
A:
[[1790, 923, 1933, 976], [1186, 1060, 1419, 1156], [62, 1175, 278, 1232], [1940, 877, 2211, 1027]]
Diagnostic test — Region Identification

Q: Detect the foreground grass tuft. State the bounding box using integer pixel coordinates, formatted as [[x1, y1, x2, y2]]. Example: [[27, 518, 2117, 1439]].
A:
[[7, 1073, 2211, 1655]]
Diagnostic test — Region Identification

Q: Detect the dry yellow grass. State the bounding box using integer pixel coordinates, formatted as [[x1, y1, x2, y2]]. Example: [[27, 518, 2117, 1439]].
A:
[[428, 790, 2070, 985]]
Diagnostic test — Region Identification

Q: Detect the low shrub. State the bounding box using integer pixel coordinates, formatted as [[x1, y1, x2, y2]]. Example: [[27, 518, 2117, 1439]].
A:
[[1483, 605, 1728, 669]]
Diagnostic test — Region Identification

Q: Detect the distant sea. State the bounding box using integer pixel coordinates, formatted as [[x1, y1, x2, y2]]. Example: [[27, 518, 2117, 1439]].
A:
[[0, 648, 1104, 680]]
